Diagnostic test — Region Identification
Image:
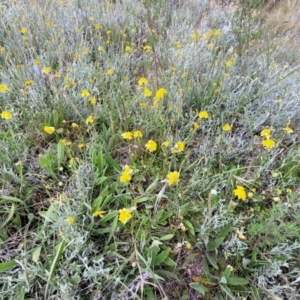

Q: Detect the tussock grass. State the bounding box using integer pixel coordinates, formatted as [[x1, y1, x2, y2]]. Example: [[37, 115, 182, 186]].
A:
[[0, 0, 300, 299]]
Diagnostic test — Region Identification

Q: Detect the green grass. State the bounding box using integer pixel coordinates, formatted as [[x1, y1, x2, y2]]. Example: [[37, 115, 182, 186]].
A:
[[1, 0, 300, 299]]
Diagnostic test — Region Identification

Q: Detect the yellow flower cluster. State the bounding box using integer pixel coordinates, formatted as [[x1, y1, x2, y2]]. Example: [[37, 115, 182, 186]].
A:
[[120, 165, 133, 183], [260, 128, 275, 149], [121, 130, 143, 140]]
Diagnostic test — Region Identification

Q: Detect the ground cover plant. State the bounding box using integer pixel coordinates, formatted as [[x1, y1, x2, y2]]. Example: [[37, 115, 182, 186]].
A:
[[1, 0, 300, 299]]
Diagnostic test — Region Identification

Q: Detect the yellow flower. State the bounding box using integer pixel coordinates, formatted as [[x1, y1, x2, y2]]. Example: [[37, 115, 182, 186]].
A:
[[162, 140, 169, 147], [88, 97, 96, 105], [21, 27, 27, 33], [233, 185, 246, 201], [120, 165, 133, 183], [283, 126, 293, 133], [118, 208, 133, 224], [262, 138, 275, 149], [93, 210, 105, 218], [214, 29, 221, 37], [1, 110, 12, 120], [186, 243, 192, 249], [236, 230, 246, 240], [44, 126, 55, 134], [34, 59, 41, 66], [223, 123, 232, 132], [125, 45, 131, 52], [0, 84, 9, 93], [98, 46, 104, 52], [42, 67, 51, 74], [71, 123, 79, 128], [133, 130, 143, 138], [139, 102, 147, 107], [260, 128, 271, 139], [167, 171, 180, 185], [143, 88, 152, 97], [154, 88, 167, 101], [121, 131, 133, 140], [66, 217, 75, 224], [145, 140, 157, 152], [143, 45, 151, 52], [81, 89, 90, 97], [138, 77, 148, 85], [193, 122, 200, 130], [86, 116, 94, 124], [171, 141, 185, 154], [226, 58, 234, 67], [78, 143, 86, 149], [106, 69, 114, 75], [199, 111, 209, 119], [23, 80, 34, 87]]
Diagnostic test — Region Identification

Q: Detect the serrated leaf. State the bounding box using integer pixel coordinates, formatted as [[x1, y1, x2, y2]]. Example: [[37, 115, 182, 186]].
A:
[[189, 283, 208, 296], [154, 248, 170, 266], [227, 277, 249, 286]]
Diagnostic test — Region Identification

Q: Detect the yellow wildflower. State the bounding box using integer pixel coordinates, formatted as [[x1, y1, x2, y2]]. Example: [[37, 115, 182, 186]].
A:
[[121, 131, 133, 140], [167, 171, 180, 185], [118, 208, 133, 224], [193, 122, 200, 130], [226, 58, 234, 67], [162, 140, 169, 147], [89, 97, 96, 105], [154, 88, 167, 101], [262, 138, 275, 149], [81, 89, 90, 97], [138, 77, 148, 86], [283, 126, 293, 133], [171, 141, 185, 153], [236, 230, 246, 240], [144, 88, 152, 97], [260, 128, 271, 139], [23, 80, 34, 87], [214, 29, 221, 37], [186, 243, 192, 249], [42, 67, 51, 74], [0, 84, 9, 93], [98, 46, 104, 52], [106, 69, 114, 75], [125, 45, 131, 52], [44, 126, 55, 134], [93, 210, 105, 218], [1, 110, 12, 120], [145, 140, 157, 152], [199, 111, 209, 119], [21, 27, 27, 33], [71, 123, 79, 128], [120, 165, 133, 183], [86, 116, 94, 124], [233, 185, 246, 201], [66, 217, 75, 224], [223, 123, 232, 132], [133, 130, 143, 138]]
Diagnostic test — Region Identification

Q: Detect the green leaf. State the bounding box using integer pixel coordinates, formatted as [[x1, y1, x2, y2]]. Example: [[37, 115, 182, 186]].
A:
[[154, 248, 170, 266], [107, 214, 118, 243], [227, 277, 249, 286], [159, 234, 174, 241], [96, 176, 108, 185], [222, 266, 233, 281], [207, 224, 231, 251], [32, 246, 42, 263], [57, 141, 65, 169], [206, 252, 219, 270], [219, 284, 235, 300], [163, 257, 176, 266], [2, 203, 15, 227], [183, 220, 195, 236], [38, 155, 57, 180], [45, 239, 66, 297], [100, 211, 118, 223], [189, 283, 208, 296], [104, 152, 120, 171], [0, 260, 17, 272]]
